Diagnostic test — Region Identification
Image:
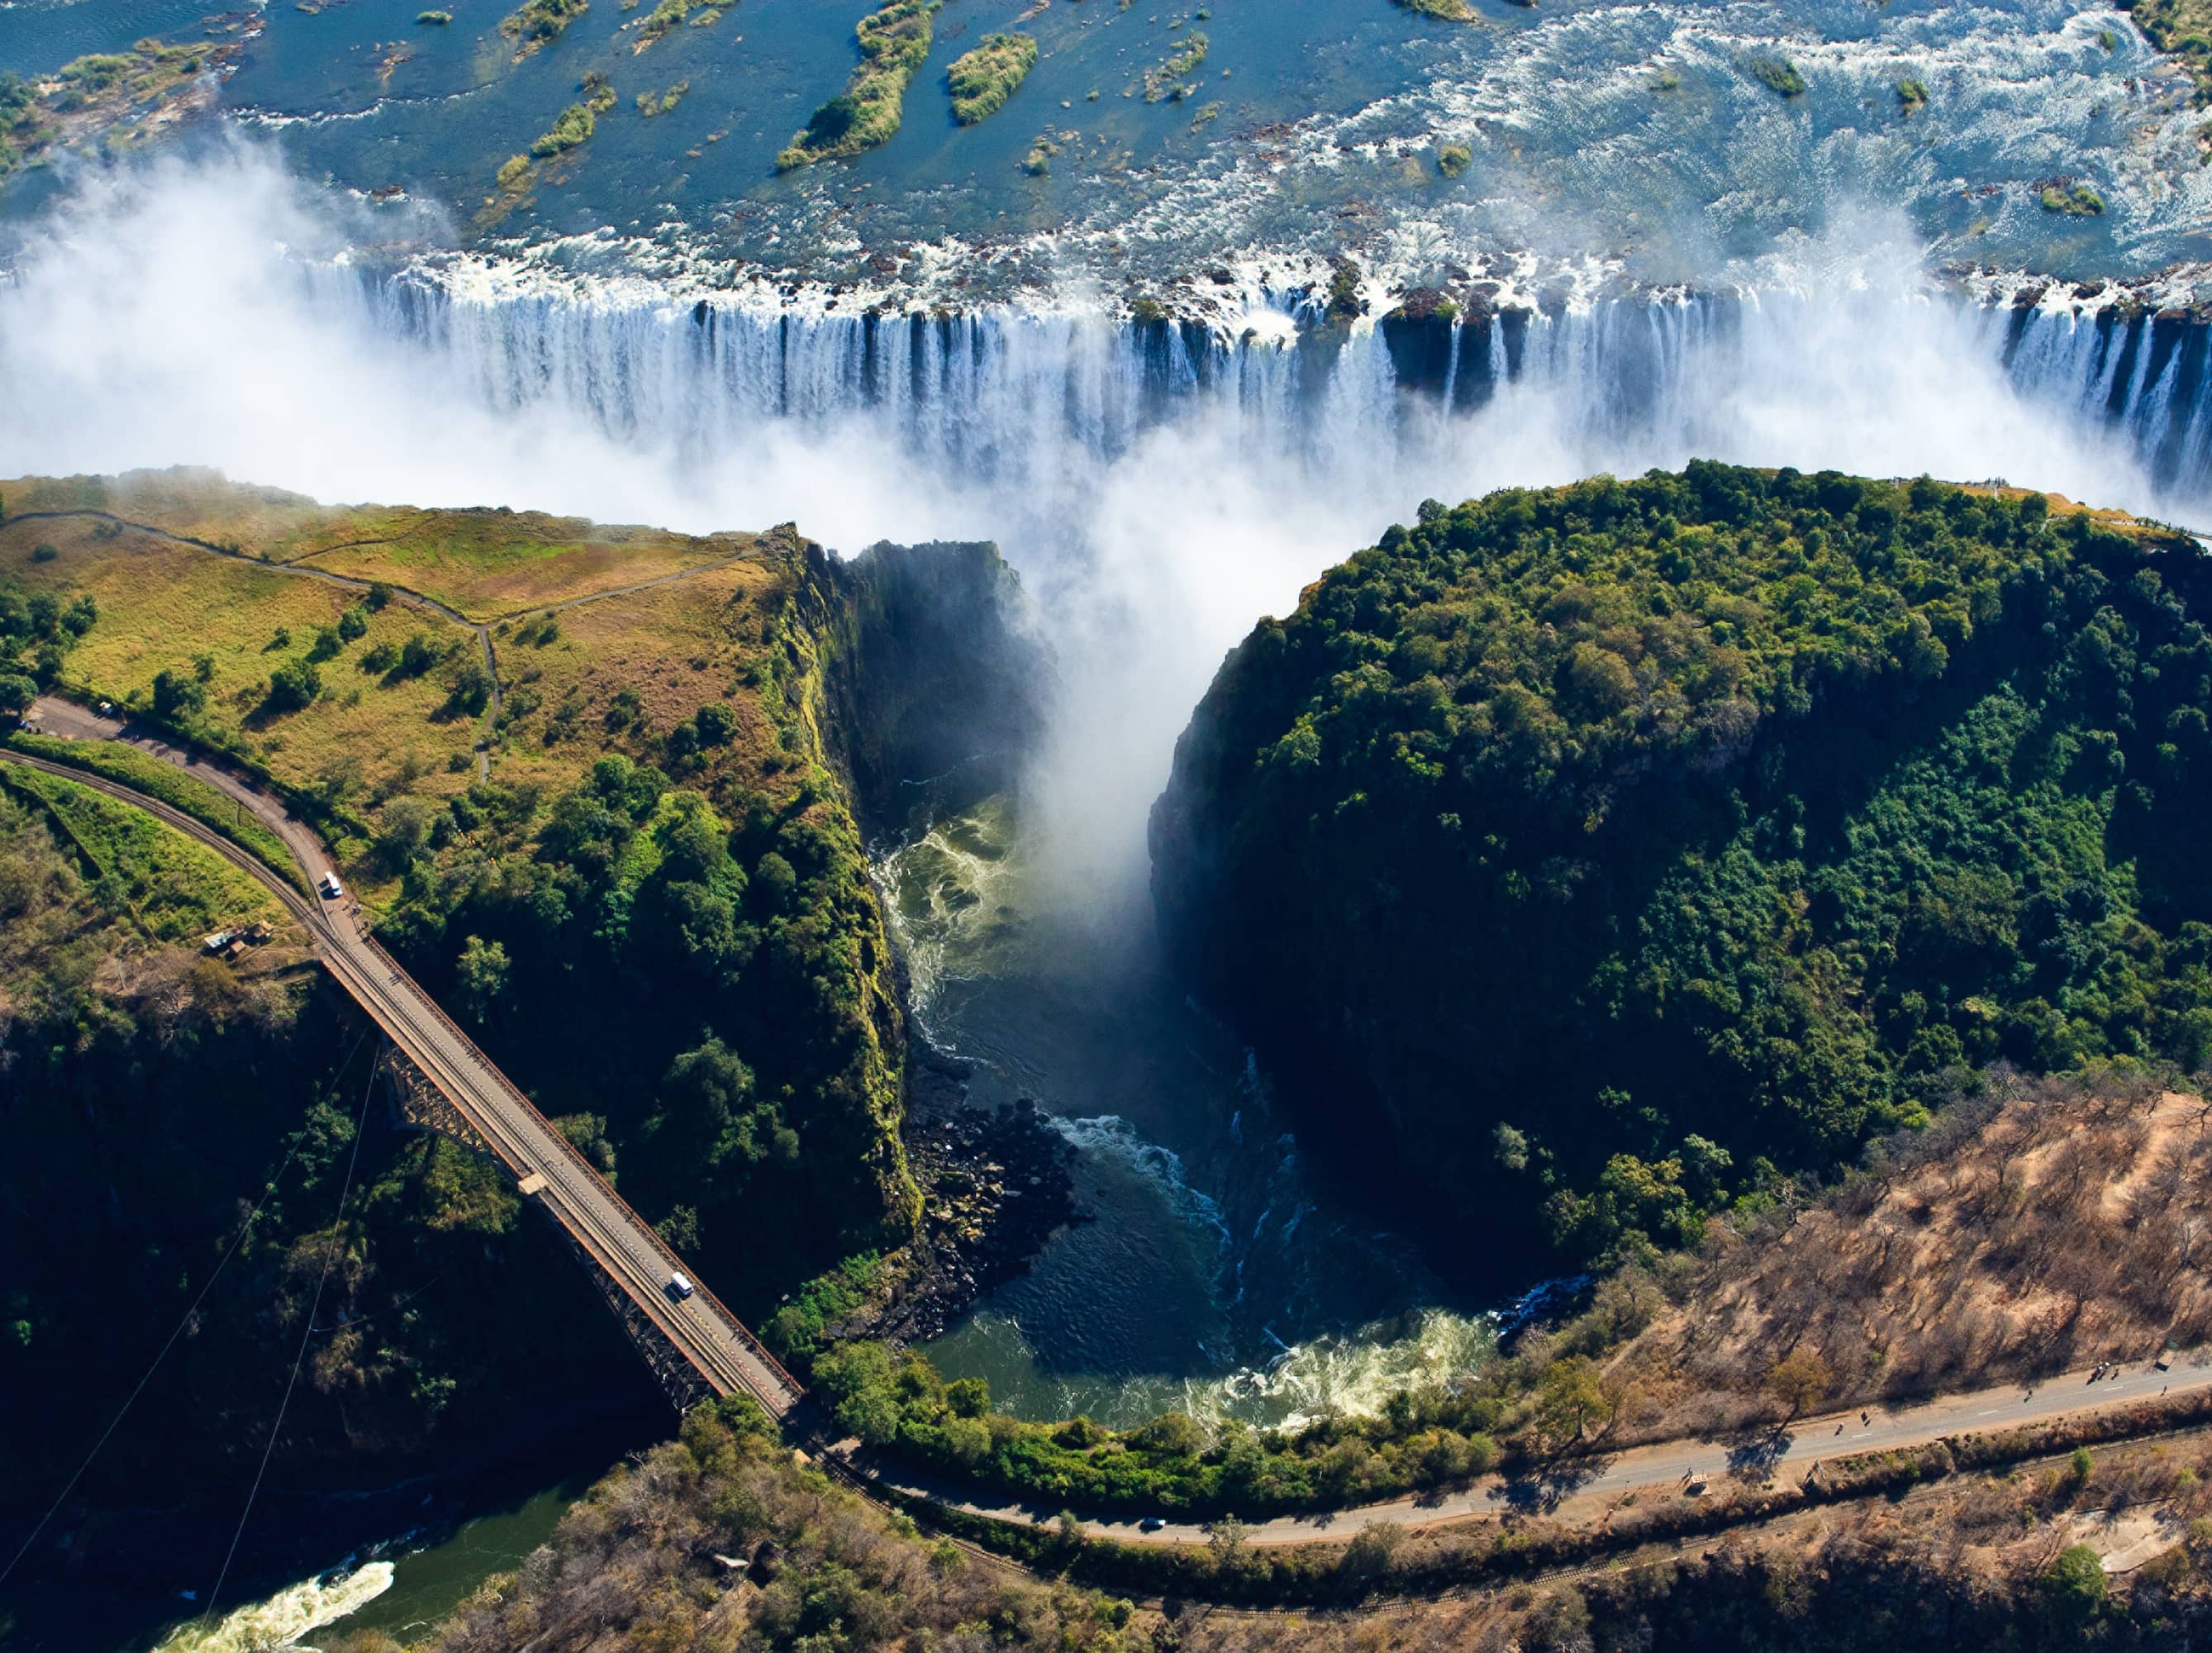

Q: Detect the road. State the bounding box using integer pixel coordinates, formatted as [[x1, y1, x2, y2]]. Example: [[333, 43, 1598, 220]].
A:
[[857, 1346, 2212, 1548], [10, 698, 806, 1422]]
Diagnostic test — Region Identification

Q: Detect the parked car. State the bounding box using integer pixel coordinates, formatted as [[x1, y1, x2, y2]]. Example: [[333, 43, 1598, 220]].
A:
[[318, 872, 343, 900], [1138, 1517, 1166, 1533], [666, 1271, 696, 1301]]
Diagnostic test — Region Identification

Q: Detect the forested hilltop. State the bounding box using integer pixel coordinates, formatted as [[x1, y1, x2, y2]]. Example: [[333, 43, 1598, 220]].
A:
[[1151, 464, 2212, 1268]]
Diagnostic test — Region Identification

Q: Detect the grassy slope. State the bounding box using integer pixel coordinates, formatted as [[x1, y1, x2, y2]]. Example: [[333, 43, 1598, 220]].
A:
[[0, 760, 281, 943], [3, 728, 304, 888], [0, 471, 786, 887], [1, 465, 918, 1274]]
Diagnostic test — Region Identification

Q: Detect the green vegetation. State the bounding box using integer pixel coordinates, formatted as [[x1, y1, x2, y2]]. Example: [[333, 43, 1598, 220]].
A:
[[416, 9, 454, 22], [0, 474, 1043, 1303], [2042, 179, 2106, 216], [637, 80, 689, 116], [527, 72, 617, 160], [637, 0, 723, 45], [1747, 55, 1806, 96], [530, 102, 597, 157], [1438, 142, 1472, 178], [2, 730, 304, 890], [777, 0, 942, 169], [808, 1340, 1503, 1515], [2125, 0, 2212, 101], [0, 35, 234, 182], [499, 0, 588, 53], [0, 780, 648, 1530], [1896, 76, 1929, 111], [1022, 132, 1060, 174], [1154, 465, 2212, 1266], [0, 762, 277, 941], [947, 32, 1038, 125], [1394, 0, 1477, 21], [1142, 31, 1209, 101], [0, 73, 52, 179]]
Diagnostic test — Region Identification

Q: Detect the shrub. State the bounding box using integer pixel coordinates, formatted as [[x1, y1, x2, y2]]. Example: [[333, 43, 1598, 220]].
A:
[[2042, 1544, 2108, 1623], [1438, 142, 1472, 178], [530, 102, 596, 158], [1748, 55, 1805, 96]]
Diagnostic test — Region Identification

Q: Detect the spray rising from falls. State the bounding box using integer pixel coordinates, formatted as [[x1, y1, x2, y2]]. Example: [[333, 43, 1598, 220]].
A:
[[339, 262, 2212, 517]]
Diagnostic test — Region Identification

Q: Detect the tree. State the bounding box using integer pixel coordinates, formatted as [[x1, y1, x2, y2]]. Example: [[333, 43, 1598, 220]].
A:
[[0, 674, 34, 717], [1764, 1350, 1832, 1421], [656, 1203, 700, 1250], [1338, 1522, 1404, 1581], [1532, 1356, 1614, 1451], [1131, 1409, 1206, 1455], [2041, 1543, 2108, 1625], [1205, 1514, 1248, 1574], [263, 658, 321, 714], [946, 1376, 991, 1418], [693, 701, 736, 746], [454, 934, 510, 1022]]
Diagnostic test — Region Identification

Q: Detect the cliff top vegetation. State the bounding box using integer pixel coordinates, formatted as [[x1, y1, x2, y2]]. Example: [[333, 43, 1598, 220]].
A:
[[1153, 463, 2212, 1269]]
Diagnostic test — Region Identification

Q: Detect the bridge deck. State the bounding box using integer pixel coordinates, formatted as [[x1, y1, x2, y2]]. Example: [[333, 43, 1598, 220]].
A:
[[8, 704, 806, 1420]]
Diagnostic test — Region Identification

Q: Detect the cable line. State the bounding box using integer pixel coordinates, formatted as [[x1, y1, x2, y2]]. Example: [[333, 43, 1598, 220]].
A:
[[200, 1043, 383, 1625], [0, 1024, 377, 1591]]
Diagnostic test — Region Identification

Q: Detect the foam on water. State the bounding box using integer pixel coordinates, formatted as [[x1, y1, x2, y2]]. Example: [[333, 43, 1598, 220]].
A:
[[147, 1562, 394, 1653]]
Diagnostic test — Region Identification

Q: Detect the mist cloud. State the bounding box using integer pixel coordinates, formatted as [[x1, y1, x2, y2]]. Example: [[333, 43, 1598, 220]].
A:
[[0, 148, 2184, 915]]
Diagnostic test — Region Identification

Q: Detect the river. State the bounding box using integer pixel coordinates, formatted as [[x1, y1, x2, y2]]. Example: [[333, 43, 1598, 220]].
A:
[[880, 793, 1497, 1431]]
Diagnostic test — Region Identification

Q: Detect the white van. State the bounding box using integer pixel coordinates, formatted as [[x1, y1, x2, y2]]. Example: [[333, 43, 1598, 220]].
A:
[[666, 1271, 696, 1301], [318, 872, 344, 900]]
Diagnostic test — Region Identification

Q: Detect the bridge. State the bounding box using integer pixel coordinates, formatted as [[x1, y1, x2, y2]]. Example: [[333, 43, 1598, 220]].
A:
[[8, 700, 806, 1421]]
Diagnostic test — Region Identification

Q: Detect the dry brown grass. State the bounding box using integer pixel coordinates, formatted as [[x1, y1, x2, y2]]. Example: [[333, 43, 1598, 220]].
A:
[[1610, 1071, 2212, 1437]]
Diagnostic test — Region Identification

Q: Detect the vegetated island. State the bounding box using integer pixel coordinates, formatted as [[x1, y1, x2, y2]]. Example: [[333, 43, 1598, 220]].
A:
[[0, 26, 252, 183], [2043, 178, 2108, 216], [0, 469, 1052, 1593], [500, 0, 590, 57], [492, 69, 618, 195], [1394, 0, 1477, 23], [778, 0, 942, 169], [2124, 0, 2212, 98], [635, 0, 729, 50], [947, 31, 1038, 125], [1747, 53, 1805, 95], [1141, 30, 1209, 102], [1152, 464, 2212, 1273]]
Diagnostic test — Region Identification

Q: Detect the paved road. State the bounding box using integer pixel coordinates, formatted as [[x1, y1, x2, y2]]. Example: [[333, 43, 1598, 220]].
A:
[[861, 1347, 2212, 1548], [10, 701, 806, 1421]]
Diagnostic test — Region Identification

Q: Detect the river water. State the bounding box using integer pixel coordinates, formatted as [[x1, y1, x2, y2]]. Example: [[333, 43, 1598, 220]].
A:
[[880, 793, 1496, 1429]]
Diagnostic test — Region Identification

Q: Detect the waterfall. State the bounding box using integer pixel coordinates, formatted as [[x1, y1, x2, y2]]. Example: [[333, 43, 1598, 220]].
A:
[[319, 265, 2212, 516]]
